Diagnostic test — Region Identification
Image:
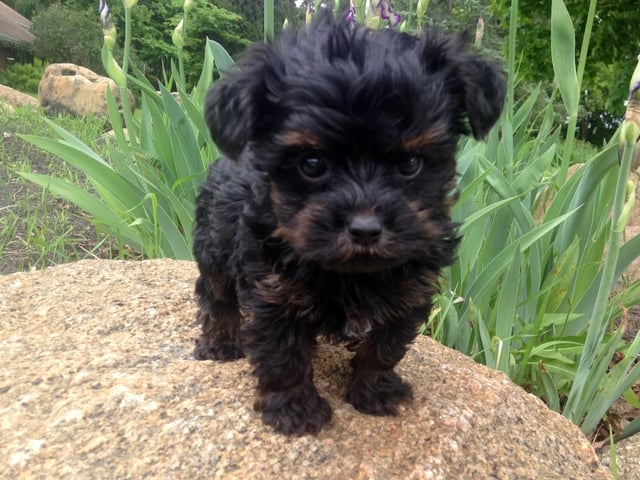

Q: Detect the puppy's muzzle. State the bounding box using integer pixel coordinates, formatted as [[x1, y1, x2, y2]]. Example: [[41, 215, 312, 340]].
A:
[[347, 213, 383, 246]]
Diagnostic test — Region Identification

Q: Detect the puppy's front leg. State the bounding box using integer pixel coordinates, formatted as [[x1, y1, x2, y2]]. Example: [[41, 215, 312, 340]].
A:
[[346, 315, 421, 416], [245, 301, 332, 435]]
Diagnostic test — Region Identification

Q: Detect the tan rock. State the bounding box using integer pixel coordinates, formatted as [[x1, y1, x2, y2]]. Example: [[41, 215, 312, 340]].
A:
[[0, 84, 38, 108], [0, 259, 612, 479], [38, 63, 134, 118], [600, 434, 640, 480]]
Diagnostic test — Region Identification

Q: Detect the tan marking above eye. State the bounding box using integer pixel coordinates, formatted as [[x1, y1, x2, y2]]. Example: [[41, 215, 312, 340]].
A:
[[276, 130, 324, 150], [403, 123, 450, 150]]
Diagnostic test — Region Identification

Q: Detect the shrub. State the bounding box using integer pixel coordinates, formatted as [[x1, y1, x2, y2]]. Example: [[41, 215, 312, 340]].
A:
[[31, 4, 104, 73], [0, 60, 44, 95]]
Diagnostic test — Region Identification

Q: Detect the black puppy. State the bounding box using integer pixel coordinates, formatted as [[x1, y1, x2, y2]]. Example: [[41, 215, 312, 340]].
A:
[[193, 11, 505, 435]]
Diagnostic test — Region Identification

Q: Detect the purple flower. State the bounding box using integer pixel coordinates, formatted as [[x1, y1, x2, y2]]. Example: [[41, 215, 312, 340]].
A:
[[376, 0, 401, 27], [347, 0, 356, 24]]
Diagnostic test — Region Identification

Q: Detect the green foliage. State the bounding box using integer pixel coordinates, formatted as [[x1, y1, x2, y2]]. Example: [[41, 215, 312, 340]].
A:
[[0, 59, 44, 95], [405, 0, 501, 48], [18, 35, 227, 258], [3, 0, 45, 18], [173, 1, 252, 85], [8, 0, 101, 19], [427, 0, 640, 438], [102, 0, 251, 88], [0, 104, 118, 273], [30, 3, 104, 73], [17, 0, 252, 86], [491, 0, 640, 142], [214, 0, 303, 39]]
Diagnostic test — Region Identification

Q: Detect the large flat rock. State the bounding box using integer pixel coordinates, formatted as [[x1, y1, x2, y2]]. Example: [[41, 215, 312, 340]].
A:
[[0, 260, 611, 479]]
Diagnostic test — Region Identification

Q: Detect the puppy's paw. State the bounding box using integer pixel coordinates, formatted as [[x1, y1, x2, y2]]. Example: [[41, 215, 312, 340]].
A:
[[193, 335, 245, 361], [255, 384, 332, 435], [346, 370, 413, 415]]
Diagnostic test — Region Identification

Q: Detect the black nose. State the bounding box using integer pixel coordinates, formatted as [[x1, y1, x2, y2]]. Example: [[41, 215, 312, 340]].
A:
[[348, 214, 383, 246]]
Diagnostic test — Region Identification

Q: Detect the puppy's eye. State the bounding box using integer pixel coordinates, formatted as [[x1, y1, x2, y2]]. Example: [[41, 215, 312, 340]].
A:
[[299, 157, 328, 180], [397, 156, 423, 178]]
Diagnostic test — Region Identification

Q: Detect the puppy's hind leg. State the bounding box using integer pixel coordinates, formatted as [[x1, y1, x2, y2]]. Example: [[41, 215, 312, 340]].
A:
[[194, 272, 245, 361]]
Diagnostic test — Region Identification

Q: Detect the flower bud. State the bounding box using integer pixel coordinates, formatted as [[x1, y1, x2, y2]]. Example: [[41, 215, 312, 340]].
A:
[[624, 54, 640, 130], [98, 0, 110, 27], [172, 19, 185, 49], [629, 54, 640, 101], [619, 54, 640, 170], [616, 181, 636, 231], [183, 0, 194, 12], [103, 24, 117, 51], [124, 0, 138, 9], [416, 0, 429, 25], [626, 179, 635, 201], [417, 0, 429, 16], [305, 1, 313, 24], [102, 43, 126, 88], [475, 15, 485, 48]]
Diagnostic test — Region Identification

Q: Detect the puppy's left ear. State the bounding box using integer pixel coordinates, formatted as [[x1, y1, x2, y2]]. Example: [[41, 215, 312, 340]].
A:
[[421, 35, 506, 139], [457, 56, 506, 139], [204, 44, 284, 159]]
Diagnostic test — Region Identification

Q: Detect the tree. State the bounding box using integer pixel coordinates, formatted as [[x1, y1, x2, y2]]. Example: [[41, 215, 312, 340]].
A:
[[98, 0, 252, 86], [175, 1, 253, 84], [214, 0, 303, 40], [30, 3, 104, 73], [4, 0, 47, 19], [6, 0, 96, 19], [491, 0, 640, 143], [20, 0, 255, 85]]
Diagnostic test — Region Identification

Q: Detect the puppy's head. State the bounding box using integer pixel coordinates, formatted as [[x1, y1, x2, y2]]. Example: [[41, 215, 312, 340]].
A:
[[205, 11, 505, 272]]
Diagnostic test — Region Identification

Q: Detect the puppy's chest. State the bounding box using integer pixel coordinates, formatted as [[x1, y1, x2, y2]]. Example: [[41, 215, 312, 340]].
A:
[[316, 286, 383, 342], [253, 270, 433, 342]]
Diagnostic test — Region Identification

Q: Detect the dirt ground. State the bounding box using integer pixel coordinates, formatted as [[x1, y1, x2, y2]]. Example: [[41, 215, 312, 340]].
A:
[[0, 119, 138, 274]]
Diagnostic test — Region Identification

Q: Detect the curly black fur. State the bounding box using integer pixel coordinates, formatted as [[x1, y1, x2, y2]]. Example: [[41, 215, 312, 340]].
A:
[[193, 10, 505, 435]]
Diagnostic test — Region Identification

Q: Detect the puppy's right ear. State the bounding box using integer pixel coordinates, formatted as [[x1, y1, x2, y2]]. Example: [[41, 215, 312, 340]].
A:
[[204, 45, 282, 159]]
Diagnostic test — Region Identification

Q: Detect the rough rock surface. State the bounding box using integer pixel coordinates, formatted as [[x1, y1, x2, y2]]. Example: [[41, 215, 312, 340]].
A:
[[0, 260, 612, 479], [37, 63, 133, 118], [600, 434, 640, 480], [0, 84, 38, 108]]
